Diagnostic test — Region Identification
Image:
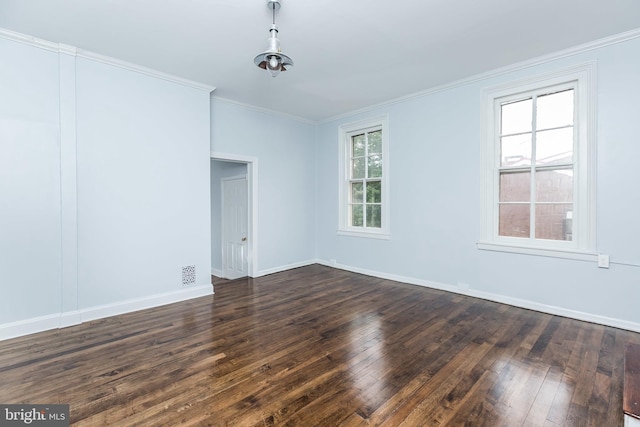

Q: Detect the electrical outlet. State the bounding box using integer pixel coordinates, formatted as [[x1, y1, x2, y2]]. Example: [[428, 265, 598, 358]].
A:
[[597, 254, 610, 269]]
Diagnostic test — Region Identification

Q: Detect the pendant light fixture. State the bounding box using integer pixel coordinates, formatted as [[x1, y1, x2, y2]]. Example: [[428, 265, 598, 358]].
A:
[[254, 0, 293, 77]]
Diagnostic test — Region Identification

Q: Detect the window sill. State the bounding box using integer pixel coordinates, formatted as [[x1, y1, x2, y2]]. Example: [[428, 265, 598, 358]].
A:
[[337, 229, 391, 240], [477, 241, 597, 262]]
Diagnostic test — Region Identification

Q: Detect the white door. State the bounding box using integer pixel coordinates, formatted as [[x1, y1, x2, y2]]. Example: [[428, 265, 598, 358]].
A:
[[221, 176, 248, 279]]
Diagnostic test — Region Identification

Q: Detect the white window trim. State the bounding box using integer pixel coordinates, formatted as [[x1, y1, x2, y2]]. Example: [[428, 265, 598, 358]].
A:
[[478, 62, 597, 260], [338, 115, 390, 239]]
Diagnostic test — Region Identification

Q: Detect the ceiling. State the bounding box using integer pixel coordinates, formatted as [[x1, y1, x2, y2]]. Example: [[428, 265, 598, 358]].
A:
[[1, 0, 639, 122]]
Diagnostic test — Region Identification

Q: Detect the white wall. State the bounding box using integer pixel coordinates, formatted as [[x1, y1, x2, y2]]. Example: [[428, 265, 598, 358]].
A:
[[315, 34, 640, 330], [0, 37, 61, 325], [2, 24, 639, 338], [210, 98, 317, 276], [0, 31, 213, 339], [75, 58, 212, 310], [210, 160, 247, 273]]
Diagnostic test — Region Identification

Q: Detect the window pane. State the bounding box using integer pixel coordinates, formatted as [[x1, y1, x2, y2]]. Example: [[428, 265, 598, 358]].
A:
[[366, 181, 381, 203], [535, 203, 573, 241], [501, 134, 532, 167], [537, 89, 574, 131], [536, 169, 573, 202], [536, 128, 573, 166], [352, 134, 365, 157], [351, 158, 365, 179], [350, 204, 363, 227], [367, 154, 382, 178], [368, 130, 382, 154], [500, 172, 530, 202], [366, 205, 382, 228], [351, 182, 363, 203], [499, 204, 530, 238], [501, 98, 532, 135]]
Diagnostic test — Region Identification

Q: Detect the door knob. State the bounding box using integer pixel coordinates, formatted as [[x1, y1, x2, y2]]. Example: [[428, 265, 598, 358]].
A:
[[242, 237, 247, 241]]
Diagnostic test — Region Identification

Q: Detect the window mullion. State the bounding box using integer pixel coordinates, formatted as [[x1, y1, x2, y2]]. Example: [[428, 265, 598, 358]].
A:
[[363, 132, 368, 228], [365, 130, 370, 182], [530, 95, 538, 240], [495, 100, 502, 238], [504, 124, 572, 138], [363, 181, 369, 227], [571, 90, 579, 242], [535, 164, 573, 172]]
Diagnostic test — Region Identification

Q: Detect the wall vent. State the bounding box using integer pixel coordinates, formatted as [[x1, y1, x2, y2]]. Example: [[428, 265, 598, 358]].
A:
[[182, 265, 196, 286]]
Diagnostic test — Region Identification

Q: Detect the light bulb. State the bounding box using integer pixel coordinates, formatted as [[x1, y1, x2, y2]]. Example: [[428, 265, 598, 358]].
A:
[[267, 55, 281, 77]]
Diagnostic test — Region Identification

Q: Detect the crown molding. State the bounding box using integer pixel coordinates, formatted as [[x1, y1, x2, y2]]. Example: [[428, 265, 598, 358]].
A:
[[211, 96, 315, 125], [319, 27, 640, 124], [58, 43, 77, 56], [76, 50, 215, 92], [0, 27, 59, 51], [0, 27, 215, 93], [3, 24, 639, 121]]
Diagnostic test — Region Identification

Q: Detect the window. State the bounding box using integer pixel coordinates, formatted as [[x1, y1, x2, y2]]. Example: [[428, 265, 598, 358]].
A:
[[338, 116, 389, 238], [479, 64, 596, 259]]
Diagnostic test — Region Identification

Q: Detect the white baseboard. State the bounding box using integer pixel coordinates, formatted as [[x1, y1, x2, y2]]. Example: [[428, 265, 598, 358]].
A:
[[6, 260, 638, 340], [59, 311, 82, 328], [0, 284, 213, 341], [79, 284, 213, 323], [316, 259, 640, 333], [256, 259, 317, 277], [211, 268, 223, 277], [0, 313, 62, 341]]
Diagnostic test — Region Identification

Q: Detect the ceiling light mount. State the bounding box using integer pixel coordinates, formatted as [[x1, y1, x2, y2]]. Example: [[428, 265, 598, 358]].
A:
[[266, 0, 281, 12], [254, 0, 293, 77]]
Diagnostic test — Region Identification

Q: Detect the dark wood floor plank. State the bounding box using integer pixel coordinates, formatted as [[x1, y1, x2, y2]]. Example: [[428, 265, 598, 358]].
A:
[[0, 264, 639, 426], [522, 365, 563, 426], [624, 343, 640, 420], [565, 326, 605, 425], [609, 330, 637, 425]]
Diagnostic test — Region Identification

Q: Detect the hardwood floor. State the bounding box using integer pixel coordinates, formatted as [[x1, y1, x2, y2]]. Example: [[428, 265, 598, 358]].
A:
[[1, 264, 639, 426]]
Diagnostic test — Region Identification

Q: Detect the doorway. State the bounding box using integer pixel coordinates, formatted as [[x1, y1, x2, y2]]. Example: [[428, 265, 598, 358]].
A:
[[210, 153, 258, 279]]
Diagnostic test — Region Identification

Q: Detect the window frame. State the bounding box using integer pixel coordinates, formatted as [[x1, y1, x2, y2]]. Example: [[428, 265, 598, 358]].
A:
[[478, 63, 596, 260], [338, 115, 390, 239]]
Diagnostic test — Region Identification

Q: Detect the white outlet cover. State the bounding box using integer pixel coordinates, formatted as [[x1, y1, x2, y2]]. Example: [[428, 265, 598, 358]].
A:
[[597, 254, 610, 268]]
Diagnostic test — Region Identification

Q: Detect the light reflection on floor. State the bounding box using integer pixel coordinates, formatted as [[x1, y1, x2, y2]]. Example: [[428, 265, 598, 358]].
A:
[[490, 355, 573, 422], [348, 312, 388, 412]]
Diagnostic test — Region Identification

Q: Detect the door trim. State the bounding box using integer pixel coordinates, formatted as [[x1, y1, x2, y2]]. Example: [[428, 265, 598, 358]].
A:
[[211, 152, 258, 277]]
